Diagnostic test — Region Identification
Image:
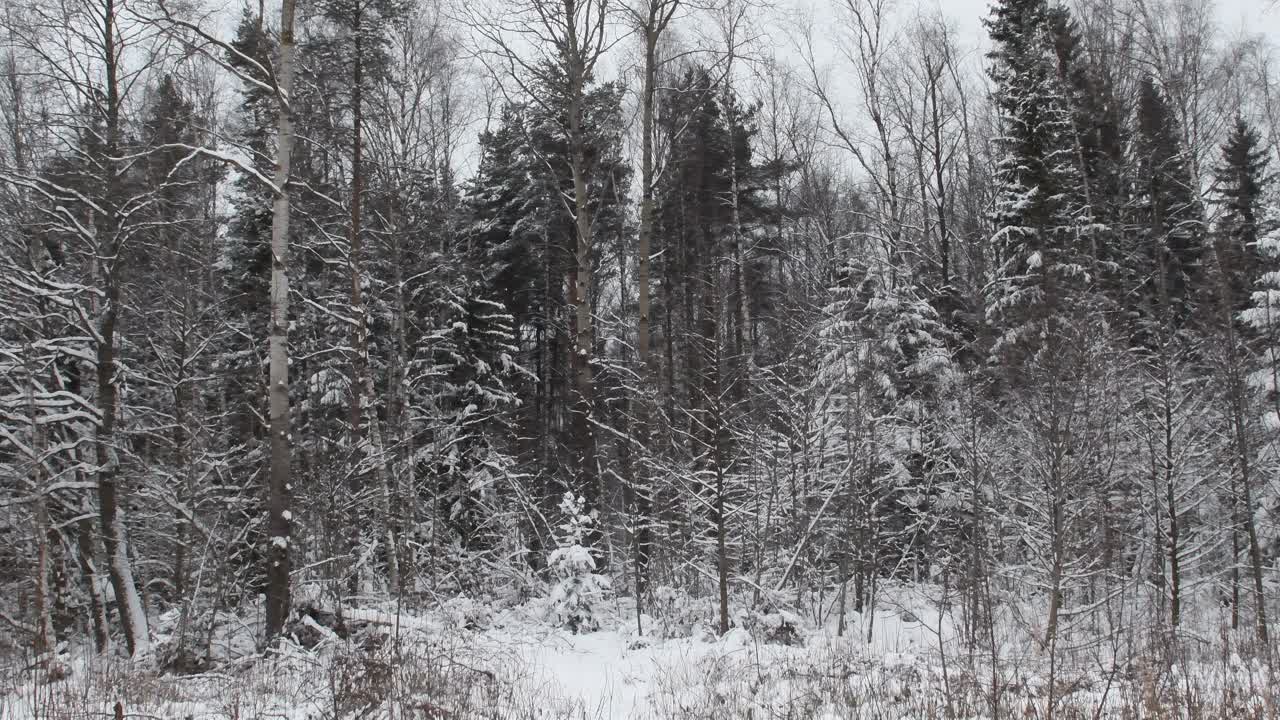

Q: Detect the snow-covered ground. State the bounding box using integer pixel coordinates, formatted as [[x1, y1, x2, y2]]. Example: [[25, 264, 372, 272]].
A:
[[3, 588, 1278, 718]]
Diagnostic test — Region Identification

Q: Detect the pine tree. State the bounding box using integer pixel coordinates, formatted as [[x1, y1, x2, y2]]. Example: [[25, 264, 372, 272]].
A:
[[415, 285, 526, 553], [984, 0, 1128, 663], [653, 66, 777, 419], [1128, 81, 1208, 632], [649, 66, 782, 618]]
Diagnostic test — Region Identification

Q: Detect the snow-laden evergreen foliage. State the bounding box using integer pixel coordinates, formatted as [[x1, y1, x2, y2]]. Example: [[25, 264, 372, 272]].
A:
[[1242, 218, 1280, 431], [812, 258, 952, 587], [6, 0, 1280, 685], [546, 493, 611, 633], [984, 0, 1098, 364]]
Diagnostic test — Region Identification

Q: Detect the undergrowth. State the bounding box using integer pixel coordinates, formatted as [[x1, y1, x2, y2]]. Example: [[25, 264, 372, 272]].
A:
[[3, 594, 1279, 719]]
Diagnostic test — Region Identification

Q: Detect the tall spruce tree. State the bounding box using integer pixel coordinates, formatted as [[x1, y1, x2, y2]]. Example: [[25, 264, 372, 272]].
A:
[[1047, 7, 1125, 278], [218, 9, 280, 599], [465, 106, 543, 332], [459, 79, 630, 553], [1131, 77, 1204, 340], [1206, 116, 1273, 642], [984, 0, 1122, 663], [1212, 118, 1273, 317], [984, 0, 1095, 365]]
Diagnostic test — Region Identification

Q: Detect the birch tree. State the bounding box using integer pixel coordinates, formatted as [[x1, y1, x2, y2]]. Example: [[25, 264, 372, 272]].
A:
[[620, 0, 682, 632], [0, 0, 182, 656], [264, 0, 298, 643]]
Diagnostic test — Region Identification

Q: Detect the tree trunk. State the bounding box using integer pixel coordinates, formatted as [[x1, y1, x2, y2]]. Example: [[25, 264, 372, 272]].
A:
[[75, 508, 111, 653], [568, 82, 599, 539], [95, 291, 149, 655], [172, 300, 191, 603], [1163, 370, 1181, 628], [89, 0, 150, 657], [1231, 488, 1241, 631], [23, 342, 55, 656], [631, 20, 659, 628], [1213, 236, 1269, 644], [724, 74, 751, 400], [1228, 379, 1269, 643], [389, 198, 413, 592], [264, 0, 298, 644], [928, 62, 950, 288], [708, 274, 729, 636], [346, 14, 399, 595]]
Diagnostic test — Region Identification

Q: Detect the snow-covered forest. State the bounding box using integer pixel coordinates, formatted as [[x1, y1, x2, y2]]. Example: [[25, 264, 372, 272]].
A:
[[5, 0, 1280, 715]]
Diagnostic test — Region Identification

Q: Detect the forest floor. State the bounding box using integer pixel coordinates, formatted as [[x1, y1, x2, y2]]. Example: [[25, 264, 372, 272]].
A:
[[3, 584, 1279, 718]]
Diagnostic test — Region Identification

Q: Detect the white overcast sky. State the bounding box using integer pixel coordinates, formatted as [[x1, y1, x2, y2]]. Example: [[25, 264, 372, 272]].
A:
[[925, 0, 1280, 44], [212, 0, 1280, 176]]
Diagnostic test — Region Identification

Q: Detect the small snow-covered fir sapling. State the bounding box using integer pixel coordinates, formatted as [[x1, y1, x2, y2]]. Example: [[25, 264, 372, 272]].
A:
[[547, 492, 611, 632]]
